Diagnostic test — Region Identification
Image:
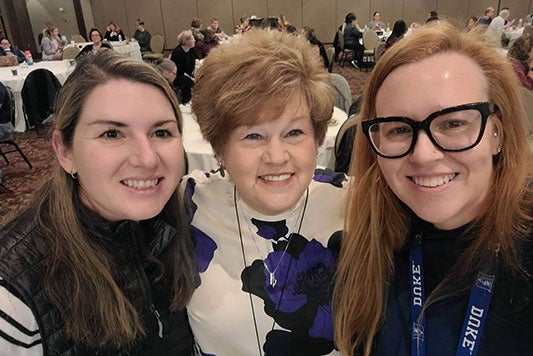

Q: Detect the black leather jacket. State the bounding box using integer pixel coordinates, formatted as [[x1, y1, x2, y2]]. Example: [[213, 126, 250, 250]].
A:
[[0, 208, 193, 355]]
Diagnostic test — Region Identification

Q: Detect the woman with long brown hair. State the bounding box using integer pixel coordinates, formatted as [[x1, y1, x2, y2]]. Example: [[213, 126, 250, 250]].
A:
[[334, 23, 533, 355], [0, 50, 196, 355]]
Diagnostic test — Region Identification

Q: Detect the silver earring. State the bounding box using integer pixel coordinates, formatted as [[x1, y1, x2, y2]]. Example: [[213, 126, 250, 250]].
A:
[[497, 146, 502, 153], [493, 132, 498, 137], [70, 171, 78, 179]]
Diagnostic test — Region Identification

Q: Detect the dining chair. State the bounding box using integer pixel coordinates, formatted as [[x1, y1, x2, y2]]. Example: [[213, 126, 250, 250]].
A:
[[334, 114, 358, 174], [362, 30, 379, 70], [71, 34, 86, 43], [337, 30, 355, 68], [0, 84, 32, 169], [21, 69, 62, 132], [330, 73, 352, 114], [62, 46, 80, 60], [326, 47, 335, 73], [142, 34, 165, 63], [374, 42, 386, 63]]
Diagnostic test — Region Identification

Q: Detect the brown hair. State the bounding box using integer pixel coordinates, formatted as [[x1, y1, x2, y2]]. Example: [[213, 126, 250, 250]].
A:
[[508, 35, 533, 64], [334, 22, 532, 355], [32, 50, 195, 348], [192, 28, 334, 156], [191, 17, 202, 29], [45, 24, 57, 39]]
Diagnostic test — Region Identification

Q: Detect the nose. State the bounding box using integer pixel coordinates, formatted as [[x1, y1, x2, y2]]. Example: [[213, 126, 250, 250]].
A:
[[262, 138, 289, 165], [128, 136, 159, 168], [408, 131, 444, 164]]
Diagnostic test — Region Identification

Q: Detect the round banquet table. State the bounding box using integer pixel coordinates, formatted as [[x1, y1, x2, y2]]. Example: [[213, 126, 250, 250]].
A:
[[181, 105, 348, 172], [0, 60, 76, 132]]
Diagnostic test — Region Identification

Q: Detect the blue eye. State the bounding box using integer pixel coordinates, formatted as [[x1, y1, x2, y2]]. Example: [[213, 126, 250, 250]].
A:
[[244, 133, 261, 140]]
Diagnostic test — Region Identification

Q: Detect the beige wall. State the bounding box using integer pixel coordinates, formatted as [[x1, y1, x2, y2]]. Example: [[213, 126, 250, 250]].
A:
[[26, 0, 79, 48], [87, 0, 532, 49]]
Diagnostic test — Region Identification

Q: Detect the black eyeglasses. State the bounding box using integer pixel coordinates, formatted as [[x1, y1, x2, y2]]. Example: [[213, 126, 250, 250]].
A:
[[361, 102, 494, 158]]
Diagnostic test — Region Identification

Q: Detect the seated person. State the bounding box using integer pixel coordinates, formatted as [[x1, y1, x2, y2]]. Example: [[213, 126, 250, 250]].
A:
[[343, 13, 364, 69], [367, 11, 386, 31], [507, 35, 533, 91], [132, 18, 151, 52], [385, 20, 407, 50], [194, 27, 219, 59], [210, 18, 225, 39], [77, 29, 111, 58], [191, 17, 204, 41], [301, 26, 328, 69], [234, 16, 251, 34], [155, 58, 183, 103], [0, 37, 25, 63], [104, 22, 125, 41], [41, 25, 66, 61]]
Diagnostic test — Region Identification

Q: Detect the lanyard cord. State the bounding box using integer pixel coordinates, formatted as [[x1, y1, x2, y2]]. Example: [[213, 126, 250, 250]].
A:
[[409, 234, 498, 356], [234, 185, 309, 356]]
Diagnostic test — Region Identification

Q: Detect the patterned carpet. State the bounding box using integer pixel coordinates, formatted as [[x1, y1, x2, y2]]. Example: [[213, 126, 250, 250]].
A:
[[0, 64, 369, 228]]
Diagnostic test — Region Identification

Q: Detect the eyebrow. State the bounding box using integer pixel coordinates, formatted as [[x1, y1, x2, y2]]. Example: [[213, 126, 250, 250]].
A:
[[87, 119, 178, 128]]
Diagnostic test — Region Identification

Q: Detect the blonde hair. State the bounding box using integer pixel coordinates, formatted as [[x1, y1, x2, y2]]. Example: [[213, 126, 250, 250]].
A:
[[334, 22, 533, 355], [192, 29, 334, 156], [177, 30, 193, 45], [32, 50, 195, 347]]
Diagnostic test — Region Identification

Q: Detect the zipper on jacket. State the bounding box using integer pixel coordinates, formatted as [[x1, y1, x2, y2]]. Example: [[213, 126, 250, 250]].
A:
[[151, 303, 164, 338]]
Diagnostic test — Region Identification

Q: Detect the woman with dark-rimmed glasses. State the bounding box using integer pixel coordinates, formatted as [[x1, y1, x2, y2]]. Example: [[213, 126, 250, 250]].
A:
[[335, 23, 533, 356]]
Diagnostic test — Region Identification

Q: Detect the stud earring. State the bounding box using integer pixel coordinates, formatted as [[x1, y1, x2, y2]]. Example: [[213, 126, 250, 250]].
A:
[[494, 132, 498, 137], [497, 146, 502, 153], [70, 171, 78, 179]]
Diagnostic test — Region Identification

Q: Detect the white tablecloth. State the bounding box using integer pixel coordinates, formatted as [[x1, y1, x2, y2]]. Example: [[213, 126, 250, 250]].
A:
[[0, 60, 76, 131], [181, 105, 347, 172], [65, 41, 143, 61]]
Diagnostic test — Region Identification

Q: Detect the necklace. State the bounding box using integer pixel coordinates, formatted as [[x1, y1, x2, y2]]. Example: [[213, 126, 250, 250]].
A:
[[234, 185, 309, 355]]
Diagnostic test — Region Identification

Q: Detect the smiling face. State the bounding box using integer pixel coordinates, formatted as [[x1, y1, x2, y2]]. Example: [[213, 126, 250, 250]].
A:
[[54, 79, 184, 222], [219, 99, 318, 215], [90, 30, 102, 45], [375, 53, 500, 230]]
